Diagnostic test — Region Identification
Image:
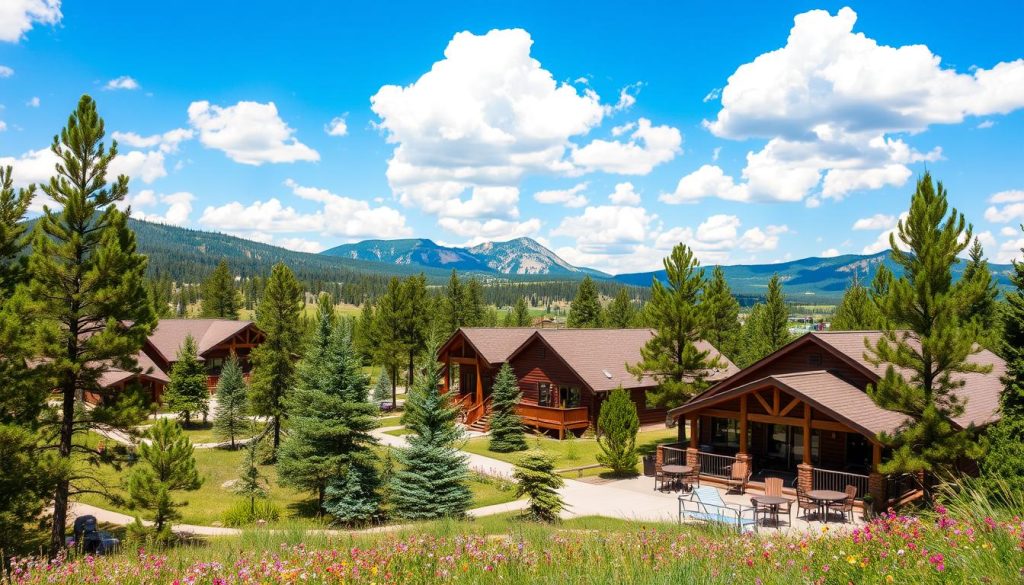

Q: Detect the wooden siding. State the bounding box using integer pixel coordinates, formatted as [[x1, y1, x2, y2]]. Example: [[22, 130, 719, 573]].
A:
[[510, 337, 594, 411]]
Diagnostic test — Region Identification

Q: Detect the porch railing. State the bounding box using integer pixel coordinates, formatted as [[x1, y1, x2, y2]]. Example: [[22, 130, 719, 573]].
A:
[[697, 451, 736, 479], [662, 445, 686, 466], [813, 468, 869, 500], [516, 403, 589, 428]]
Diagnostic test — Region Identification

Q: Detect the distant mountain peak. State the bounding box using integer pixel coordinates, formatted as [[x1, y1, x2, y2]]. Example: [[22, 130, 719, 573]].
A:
[[321, 236, 607, 277]]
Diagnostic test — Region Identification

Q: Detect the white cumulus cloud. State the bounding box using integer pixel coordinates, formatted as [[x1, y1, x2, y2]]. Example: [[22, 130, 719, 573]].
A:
[[104, 76, 140, 91], [0, 65, 14, 77], [571, 117, 682, 175], [678, 7, 1024, 204], [852, 213, 897, 231], [126, 190, 194, 226], [608, 182, 641, 205], [984, 190, 1024, 223], [0, 0, 61, 43], [533, 183, 588, 208], [325, 116, 347, 136], [188, 100, 319, 165]]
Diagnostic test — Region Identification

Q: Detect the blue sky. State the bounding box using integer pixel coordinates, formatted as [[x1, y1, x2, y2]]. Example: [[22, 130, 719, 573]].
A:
[[1, 1, 1022, 274]]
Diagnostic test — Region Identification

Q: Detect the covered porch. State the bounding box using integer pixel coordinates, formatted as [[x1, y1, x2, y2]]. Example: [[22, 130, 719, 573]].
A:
[[663, 371, 919, 506]]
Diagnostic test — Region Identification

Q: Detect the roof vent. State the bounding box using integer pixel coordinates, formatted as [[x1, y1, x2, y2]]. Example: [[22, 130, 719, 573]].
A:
[[602, 369, 613, 379]]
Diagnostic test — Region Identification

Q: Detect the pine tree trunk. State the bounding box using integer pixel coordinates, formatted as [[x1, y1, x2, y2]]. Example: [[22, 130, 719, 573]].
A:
[[49, 373, 76, 557], [391, 369, 398, 409], [407, 351, 415, 397], [273, 414, 281, 450]]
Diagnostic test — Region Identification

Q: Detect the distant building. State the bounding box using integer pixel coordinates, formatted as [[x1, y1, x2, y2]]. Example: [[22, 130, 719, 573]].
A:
[[89, 319, 266, 405], [437, 327, 737, 438]]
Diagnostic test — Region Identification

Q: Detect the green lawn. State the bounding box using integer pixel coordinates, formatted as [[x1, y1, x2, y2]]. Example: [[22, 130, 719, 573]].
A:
[[159, 420, 258, 445], [377, 415, 403, 427], [383, 427, 413, 437], [461, 427, 678, 477]]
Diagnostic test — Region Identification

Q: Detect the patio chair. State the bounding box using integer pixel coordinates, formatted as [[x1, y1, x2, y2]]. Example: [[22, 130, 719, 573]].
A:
[[679, 486, 757, 533], [725, 461, 751, 494], [828, 484, 857, 523], [761, 476, 793, 525], [796, 488, 819, 522], [654, 466, 667, 492], [682, 463, 701, 491]]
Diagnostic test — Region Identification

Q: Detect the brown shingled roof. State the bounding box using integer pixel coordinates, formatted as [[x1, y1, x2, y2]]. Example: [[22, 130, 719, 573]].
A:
[[98, 350, 169, 388], [146, 319, 255, 362], [671, 370, 909, 437], [451, 327, 738, 393]]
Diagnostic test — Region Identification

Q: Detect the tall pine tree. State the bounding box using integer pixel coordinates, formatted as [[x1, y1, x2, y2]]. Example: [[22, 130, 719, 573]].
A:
[[373, 278, 406, 407], [28, 96, 158, 554], [398, 275, 429, 392], [164, 334, 209, 425], [464, 278, 485, 326], [761, 274, 791, 351], [249, 262, 303, 453], [213, 353, 248, 449], [512, 297, 532, 327], [488, 363, 527, 452], [831, 275, 881, 331], [960, 238, 1000, 348], [567, 276, 603, 328], [278, 309, 380, 516], [867, 172, 990, 475], [701, 266, 741, 360], [627, 244, 719, 408], [442, 269, 466, 336], [199, 259, 241, 319], [1000, 228, 1024, 417], [606, 287, 638, 329], [391, 357, 471, 519]]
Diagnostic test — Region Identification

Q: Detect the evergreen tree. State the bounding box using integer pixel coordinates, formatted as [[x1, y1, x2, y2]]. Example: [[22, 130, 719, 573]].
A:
[[596, 388, 640, 475], [164, 334, 209, 425], [372, 367, 392, 402], [442, 269, 466, 336], [199, 259, 241, 319], [488, 363, 527, 452], [127, 418, 202, 533], [866, 172, 990, 475], [513, 451, 565, 522], [398, 275, 429, 392], [737, 304, 768, 367], [277, 315, 380, 513], [234, 436, 269, 515], [567, 276, 603, 328], [761, 274, 791, 351], [627, 244, 719, 408], [213, 353, 248, 449], [960, 238, 1000, 348], [465, 278, 485, 326], [372, 278, 406, 407], [501, 309, 516, 327], [352, 300, 377, 364], [831, 275, 881, 331], [606, 287, 638, 328], [28, 96, 158, 554], [870, 264, 895, 326], [1000, 229, 1024, 417], [0, 166, 34, 298], [512, 297, 532, 327], [391, 358, 472, 519], [701, 266, 741, 359], [249, 262, 303, 453], [323, 460, 380, 525]]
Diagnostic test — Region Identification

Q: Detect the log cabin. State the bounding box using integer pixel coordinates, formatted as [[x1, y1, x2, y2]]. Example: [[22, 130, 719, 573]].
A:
[[437, 327, 738, 438], [90, 319, 266, 405], [664, 330, 1005, 506]]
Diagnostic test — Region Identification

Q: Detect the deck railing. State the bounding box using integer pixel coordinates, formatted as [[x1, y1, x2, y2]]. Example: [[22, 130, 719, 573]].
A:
[[515, 404, 589, 428], [697, 451, 737, 479], [813, 468, 869, 500], [661, 445, 686, 466]]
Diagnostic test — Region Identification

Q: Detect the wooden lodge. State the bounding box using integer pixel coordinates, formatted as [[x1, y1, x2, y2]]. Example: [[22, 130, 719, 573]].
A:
[[91, 319, 267, 405], [437, 327, 737, 438], [665, 331, 1005, 505]]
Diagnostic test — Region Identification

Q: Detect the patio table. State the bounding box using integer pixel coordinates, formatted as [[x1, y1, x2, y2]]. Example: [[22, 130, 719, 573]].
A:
[[661, 465, 692, 492], [807, 489, 847, 524], [750, 495, 788, 527]]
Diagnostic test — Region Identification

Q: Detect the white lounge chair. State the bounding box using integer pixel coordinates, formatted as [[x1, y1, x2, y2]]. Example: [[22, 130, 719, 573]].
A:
[[679, 486, 757, 533]]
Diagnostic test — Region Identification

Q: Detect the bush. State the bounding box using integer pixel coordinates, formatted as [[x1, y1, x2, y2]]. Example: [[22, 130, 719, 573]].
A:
[[222, 499, 281, 527], [596, 388, 639, 475]]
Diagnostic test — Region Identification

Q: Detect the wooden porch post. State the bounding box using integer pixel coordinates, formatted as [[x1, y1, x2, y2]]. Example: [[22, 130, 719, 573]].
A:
[[686, 416, 699, 468], [798, 402, 814, 492], [738, 394, 748, 455], [475, 358, 484, 405], [443, 356, 450, 393], [868, 441, 885, 509]]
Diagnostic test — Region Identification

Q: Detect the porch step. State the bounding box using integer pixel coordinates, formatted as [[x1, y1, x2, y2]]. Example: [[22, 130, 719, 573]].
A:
[[468, 413, 491, 433]]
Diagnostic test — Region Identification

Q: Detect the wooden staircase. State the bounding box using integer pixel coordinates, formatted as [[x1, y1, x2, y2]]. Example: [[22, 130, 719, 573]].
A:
[[467, 411, 491, 433]]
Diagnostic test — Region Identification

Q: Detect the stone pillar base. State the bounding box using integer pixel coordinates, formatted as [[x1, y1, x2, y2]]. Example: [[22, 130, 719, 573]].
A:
[[686, 447, 699, 468], [655, 445, 665, 474], [797, 463, 814, 493], [868, 471, 885, 511]]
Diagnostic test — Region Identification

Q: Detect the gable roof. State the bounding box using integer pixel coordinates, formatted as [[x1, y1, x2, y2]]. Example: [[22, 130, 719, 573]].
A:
[[444, 327, 738, 394], [146, 319, 257, 362], [99, 349, 170, 388], [671, 371, 909, 437], [681, 330, 1004, 431]]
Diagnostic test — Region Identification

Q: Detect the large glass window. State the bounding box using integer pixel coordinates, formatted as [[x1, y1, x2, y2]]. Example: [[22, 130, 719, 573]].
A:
[[561, 386, 581, 408], [538, 382, 553, 407], [710, 418, 740, 448]]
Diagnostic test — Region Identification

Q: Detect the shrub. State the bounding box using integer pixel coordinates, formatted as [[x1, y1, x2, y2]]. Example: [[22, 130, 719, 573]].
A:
[[596, 387, 639, 475], [222, 499, 281, 527]]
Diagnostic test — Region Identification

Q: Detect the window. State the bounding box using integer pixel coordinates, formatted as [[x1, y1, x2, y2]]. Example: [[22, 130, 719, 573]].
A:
[[562, 386, 581, 408], [710, 418, 740, 448], [538, 382, 553, 407]]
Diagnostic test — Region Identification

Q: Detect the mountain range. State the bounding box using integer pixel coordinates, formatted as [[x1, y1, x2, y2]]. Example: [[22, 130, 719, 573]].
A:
[[321, 238, 607, 277], [120, 219, 1014, 301]]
